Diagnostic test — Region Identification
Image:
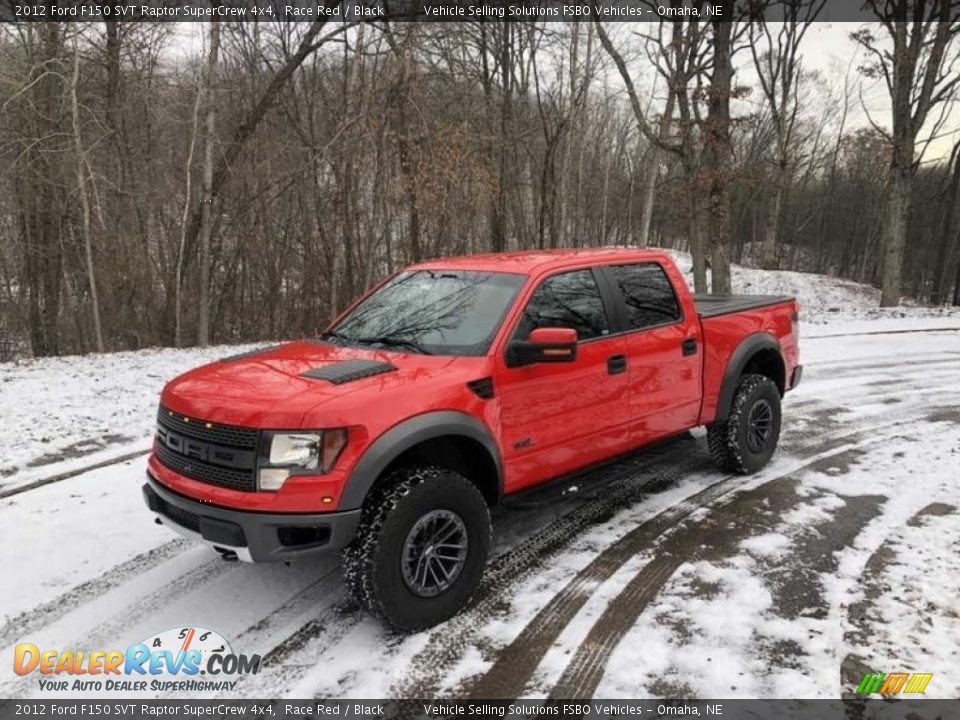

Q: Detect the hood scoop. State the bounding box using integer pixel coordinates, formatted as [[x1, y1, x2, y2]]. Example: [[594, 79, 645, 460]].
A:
[[220, 344, 283, 362], [300, 359, 397, 385]]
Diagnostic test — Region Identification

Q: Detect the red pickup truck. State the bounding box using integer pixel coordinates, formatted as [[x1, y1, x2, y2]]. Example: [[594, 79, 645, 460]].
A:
[[144, 249, 801, 630]]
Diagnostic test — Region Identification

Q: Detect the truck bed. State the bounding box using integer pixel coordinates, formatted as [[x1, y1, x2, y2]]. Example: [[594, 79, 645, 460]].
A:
[[694, 294, 795, 318]]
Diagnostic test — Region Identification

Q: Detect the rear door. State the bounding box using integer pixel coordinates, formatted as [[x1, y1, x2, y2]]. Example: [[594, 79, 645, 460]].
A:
[[599, 262, 702, 447], [498, 268, 630, 492]]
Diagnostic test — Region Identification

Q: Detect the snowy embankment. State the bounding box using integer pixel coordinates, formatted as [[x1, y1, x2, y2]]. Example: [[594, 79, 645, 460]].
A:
[[664, 249, 960, 334]]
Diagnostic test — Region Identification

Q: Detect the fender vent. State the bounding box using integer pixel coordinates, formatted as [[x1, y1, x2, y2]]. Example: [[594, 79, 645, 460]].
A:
[[467, 377, 495, 400], [300, 359, 397, 385]]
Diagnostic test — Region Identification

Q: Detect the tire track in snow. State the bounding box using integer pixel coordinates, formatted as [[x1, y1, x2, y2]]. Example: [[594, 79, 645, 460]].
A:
[[540, 404, 960, 699], [839, 501, 959, 698], [396, 391, 895, 698], [457, 401, 955, 700], [0, 448, 151, 500], [257, 439, 703, 699], [245, 442, 695, 698], [383, 444, 709, 699], [0, 538, 189, 648], [546, 448, 888, 700], [232, 595, 360, 698]]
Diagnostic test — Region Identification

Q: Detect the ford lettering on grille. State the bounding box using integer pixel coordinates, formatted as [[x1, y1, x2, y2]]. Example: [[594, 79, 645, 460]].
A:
[[156, 425, 253, 470]]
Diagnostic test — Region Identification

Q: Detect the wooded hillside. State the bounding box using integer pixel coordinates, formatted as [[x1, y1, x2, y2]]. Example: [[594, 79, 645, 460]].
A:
[[1, 8, 958, 358]]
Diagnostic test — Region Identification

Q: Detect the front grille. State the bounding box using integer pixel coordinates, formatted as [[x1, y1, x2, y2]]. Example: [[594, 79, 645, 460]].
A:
[[155, 405, 259, 491]]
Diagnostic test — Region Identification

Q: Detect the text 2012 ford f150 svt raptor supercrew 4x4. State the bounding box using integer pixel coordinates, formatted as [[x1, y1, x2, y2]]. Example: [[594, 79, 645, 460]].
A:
[[143, 249, 801, 630]]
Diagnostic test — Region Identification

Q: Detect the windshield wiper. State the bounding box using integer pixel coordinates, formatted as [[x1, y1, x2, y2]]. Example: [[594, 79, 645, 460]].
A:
[[319, 330, 353, 343], [355, 335, 433, 355]]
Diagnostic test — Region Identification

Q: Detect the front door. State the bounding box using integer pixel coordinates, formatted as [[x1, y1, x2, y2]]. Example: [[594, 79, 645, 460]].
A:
[[498, 268, 630, 493]]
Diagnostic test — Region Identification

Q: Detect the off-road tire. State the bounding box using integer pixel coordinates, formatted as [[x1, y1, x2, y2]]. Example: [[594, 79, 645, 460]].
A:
[[707, 373, 782, 475], [342, 466, 491, 632]]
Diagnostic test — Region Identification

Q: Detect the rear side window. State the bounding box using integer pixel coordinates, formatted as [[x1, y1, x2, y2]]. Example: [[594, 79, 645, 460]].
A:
[[609, 263, 682, 330], [515, 269, 610, 341]]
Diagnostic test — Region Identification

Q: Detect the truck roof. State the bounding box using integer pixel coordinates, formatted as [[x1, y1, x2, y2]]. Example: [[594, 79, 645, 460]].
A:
[[410, 247, 672, 276]]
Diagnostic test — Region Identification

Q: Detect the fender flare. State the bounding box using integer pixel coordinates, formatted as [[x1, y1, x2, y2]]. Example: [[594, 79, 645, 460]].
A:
[[338, 410, 504, 510], [714, 332, 785, 424]]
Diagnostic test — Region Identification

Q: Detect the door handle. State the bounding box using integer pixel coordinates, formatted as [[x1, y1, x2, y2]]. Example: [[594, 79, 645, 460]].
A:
[[682, 338, 697, 356], [607, 354, 627, 375]]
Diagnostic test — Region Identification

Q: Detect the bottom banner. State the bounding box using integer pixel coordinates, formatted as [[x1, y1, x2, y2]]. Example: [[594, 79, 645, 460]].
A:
[[0, 699, 956, 720]]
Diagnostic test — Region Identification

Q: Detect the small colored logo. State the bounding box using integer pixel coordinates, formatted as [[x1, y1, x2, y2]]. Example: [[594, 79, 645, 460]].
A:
[[855, 671, 933, 695], [13, 626, 260, 693]]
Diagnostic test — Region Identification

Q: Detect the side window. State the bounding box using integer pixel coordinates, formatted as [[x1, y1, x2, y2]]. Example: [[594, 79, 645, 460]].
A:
[[610, 263, 682, 330], [515, 270, 610, 341]]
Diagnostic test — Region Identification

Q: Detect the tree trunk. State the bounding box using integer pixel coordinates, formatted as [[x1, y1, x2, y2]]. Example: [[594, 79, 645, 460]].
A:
[[20, 24, 65, 357], [637, 92, 675, 247], [71, 32, 104, 353], [197, 20, 221, 346], [760, 165, 785, 270], [689, 193, 709, 293], [386, 28, 422, 263], [953, 240, 960, 306], [175, 66, 204, 346], [880, 163, 911, 307], [491, 26, 512, 252], [705, 20, 734, 295], [930, 142, 960, 304]]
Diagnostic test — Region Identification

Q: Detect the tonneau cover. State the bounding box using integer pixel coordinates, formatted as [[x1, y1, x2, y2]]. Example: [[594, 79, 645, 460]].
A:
[[694, 294, 794, 318]]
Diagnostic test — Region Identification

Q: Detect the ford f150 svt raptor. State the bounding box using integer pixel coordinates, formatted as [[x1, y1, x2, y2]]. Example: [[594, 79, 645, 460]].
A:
[[143, 249, 801, 630]]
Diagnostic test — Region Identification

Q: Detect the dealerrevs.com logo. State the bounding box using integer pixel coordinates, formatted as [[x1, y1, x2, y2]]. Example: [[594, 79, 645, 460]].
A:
[[14, 626, 261, 693]]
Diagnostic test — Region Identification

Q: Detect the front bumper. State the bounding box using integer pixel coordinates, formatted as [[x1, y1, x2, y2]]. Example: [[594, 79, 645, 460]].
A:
[[143, 472, 361, 562]]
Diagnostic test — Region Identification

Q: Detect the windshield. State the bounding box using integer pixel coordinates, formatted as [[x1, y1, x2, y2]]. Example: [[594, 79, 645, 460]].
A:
[[325, 270, 526, 356]]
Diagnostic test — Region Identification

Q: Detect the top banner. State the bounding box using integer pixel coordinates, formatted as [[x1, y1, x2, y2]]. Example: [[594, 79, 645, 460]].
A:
[[0, 0, 922, 23]]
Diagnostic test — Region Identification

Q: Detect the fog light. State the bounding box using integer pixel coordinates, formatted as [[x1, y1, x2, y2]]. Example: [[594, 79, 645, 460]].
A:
[[259, 468, 289, 491]]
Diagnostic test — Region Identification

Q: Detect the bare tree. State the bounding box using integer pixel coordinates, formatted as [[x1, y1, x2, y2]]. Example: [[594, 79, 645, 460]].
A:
[[853, 0, 960, 306], [593, 17, 713, 292], [197, 20, 221, 346], [175, 57, 204, 347], [704, 18, 735, 295], [3, 18, 960, 359], [749, 0, 825, 269], [931, 139, 960, 304], [70, 27, 104, 352]]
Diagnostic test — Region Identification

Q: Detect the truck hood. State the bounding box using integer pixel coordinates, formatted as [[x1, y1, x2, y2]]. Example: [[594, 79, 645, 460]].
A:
[[160, 340, 465, 428]]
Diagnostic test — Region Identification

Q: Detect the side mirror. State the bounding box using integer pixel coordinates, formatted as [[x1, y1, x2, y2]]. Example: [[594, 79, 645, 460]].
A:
[[507, 327, 578, 367]]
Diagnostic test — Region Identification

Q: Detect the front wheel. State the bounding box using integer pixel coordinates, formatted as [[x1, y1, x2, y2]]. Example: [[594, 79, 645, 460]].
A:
[[707, 373, 782, 475], [342, 466, 491, 631]]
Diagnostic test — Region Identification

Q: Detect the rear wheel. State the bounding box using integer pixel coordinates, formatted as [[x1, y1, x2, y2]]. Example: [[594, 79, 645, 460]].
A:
[[707, 373, 781, 474], [342, 466, 491, 631]]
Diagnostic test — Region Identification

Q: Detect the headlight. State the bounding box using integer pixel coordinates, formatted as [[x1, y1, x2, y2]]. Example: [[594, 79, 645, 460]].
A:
[[259, 429, 347, 491], [270, 433, 322, 467]]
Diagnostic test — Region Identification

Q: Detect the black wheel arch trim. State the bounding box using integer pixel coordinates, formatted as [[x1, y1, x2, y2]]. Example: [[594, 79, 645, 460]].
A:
[[339, 411, 504, 510], [714, 332, 785, 424]]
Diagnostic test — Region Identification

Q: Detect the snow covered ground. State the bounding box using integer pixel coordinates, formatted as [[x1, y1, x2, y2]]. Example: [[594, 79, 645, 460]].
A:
[[0, 343, 263, 493], [2, 260, 959, 700]]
